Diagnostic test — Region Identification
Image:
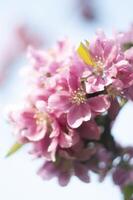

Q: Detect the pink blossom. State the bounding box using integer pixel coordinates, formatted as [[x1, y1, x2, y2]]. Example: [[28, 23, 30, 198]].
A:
[[78, 34, 126, 93], [8, 104, 47, 142], [48, 71, 110, 128], [9, 102, 79, 161]]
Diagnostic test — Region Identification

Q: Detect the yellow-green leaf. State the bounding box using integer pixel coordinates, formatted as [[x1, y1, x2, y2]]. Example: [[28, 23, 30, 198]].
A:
[[6, 142, 24, 157], [123, 184, 133, 200], [77, 42, 96, 67]]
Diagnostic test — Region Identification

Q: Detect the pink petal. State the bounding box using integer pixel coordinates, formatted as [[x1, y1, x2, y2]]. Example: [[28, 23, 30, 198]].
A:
[[88, 95, 110, 113], [48, 138, 58, 161], [59, 132, 73, 148], [86, 76, 105, 93], [106, 45, 118, 64], [67, 104, 91, 128], [48, 92, 71, 112], [21, 111, 47, 141], [59, 130, 79, 148], [74, 163, 90, 183], [68, 71, 80, 91], [50, 119, 60, 138], [90, 38, 103, 59], [30, 136, 52, 160], [58, 171, 71, 186], [37, 162, 58, 180], [22, 127, 46, 142], [30, 134, 58, 162]]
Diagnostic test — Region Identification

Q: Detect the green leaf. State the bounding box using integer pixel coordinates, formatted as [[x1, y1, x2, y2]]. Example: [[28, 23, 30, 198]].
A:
[[123, 184, 133, 200], [6, 142, 24, 157], [123, 42, 133, 51]]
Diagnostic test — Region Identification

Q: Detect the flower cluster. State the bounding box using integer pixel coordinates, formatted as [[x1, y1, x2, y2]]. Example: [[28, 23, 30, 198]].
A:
[[8, 29, 133, 192]]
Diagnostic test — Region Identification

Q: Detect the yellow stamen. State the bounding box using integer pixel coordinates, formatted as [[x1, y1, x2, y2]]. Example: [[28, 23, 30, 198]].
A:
[[77, 41, 96, 67], [34, 111, 46, 125], [71, 88, 86, 105]]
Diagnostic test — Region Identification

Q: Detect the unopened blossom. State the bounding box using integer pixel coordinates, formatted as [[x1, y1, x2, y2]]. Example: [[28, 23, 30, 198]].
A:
[[38, 159, 90, 186], [77, 120, 101, 140], [113, 167, 133, 188], [38, 137, 96, 186]]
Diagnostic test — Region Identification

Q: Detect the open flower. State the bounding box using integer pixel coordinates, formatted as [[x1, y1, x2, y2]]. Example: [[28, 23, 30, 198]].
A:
[[9, 101, 79, 161], [77, 34, 127, 93], [30, 115, 79, 161], [48, 71, 110, 128], [8, 103, 47, 142]]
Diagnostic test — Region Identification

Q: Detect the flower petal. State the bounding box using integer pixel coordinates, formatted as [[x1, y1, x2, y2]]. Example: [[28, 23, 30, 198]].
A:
[[37, 161, 58, 180], [59, 130, 79, 148], [58, 171, 71, 186], [67, 104, 91, 128], [21, 127, 46, 142], [48, 138, 58, 161], [68, 71, 80, 91], [48, 92, 71, 112], [89, 95, 110, 113], [74, 163, 90, 183]]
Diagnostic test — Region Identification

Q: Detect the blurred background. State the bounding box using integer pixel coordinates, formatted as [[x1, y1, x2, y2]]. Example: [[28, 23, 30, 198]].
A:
[[0, 0, 133, 199]]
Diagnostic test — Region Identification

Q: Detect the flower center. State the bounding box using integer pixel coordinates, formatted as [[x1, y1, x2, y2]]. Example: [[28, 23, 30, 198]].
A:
[[34, 111, 47, 125], [94, 56, 104, 75], [71, 88, 87, 105]]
